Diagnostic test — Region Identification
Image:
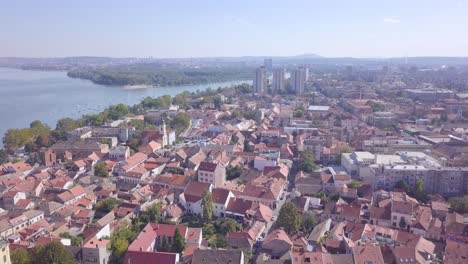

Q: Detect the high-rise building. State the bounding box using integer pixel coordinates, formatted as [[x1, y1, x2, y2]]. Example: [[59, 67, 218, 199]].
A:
[[291, 68, 305, 95], [254, 66, 267, 93], [264, 58, 273, 70], [272, 68, 285, 92], [303, 66, 309, 82]]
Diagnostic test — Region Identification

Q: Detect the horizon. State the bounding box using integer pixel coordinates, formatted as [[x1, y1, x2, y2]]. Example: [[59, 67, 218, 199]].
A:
[[3, 54, 468, 60], [1, 0, 468, 58]]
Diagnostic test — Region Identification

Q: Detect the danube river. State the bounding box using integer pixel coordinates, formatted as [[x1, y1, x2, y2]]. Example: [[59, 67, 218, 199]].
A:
[[0, 67, 250, 139]]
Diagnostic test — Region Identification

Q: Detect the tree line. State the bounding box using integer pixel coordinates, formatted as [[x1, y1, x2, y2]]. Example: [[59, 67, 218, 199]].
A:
[[1, 84, 253, 154], [67, 64, 254, 86]]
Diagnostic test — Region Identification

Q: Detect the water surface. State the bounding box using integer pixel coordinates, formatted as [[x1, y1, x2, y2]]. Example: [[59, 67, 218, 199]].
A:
[[0, 67, 249, 138]]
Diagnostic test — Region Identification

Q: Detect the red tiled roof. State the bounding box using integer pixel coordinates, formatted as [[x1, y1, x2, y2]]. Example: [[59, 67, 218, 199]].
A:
[[198, 161, 218, 172], [15, 199, 31, 208], [69, 184, 86, 197], [263, 228, 293, 247], [226, 199, 252, 215], [445, 239, 468, 264], [183, 181, 211, 203], [35, 236, 62, 246], [83, 237, 110, 249], [185, 227, 202, 245], [153, 173, 187, 187], [124, 251, 178, 264], [128, 223, 187, 252], [211, 188, 230, 204], [352, 244, 384, 264]]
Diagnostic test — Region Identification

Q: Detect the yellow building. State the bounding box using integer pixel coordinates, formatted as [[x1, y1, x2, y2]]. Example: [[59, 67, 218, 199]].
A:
[[0, 241, 11, 264]]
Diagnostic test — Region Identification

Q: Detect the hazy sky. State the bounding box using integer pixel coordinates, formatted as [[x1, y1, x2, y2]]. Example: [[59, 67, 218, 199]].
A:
[[1, 0, 468, 58]]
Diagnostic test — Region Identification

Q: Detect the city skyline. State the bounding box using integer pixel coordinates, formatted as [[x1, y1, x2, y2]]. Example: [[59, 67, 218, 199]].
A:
[[1, 0, 468, 58]]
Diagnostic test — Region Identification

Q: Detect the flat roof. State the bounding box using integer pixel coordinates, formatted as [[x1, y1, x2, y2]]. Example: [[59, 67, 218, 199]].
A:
[[375, 154, 404, 165], [308, 105, 330, 111]]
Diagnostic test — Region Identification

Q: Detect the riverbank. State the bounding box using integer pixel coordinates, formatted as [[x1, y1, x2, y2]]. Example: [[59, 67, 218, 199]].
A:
[[123, 84, 155, 90], [0, 67, 251, 143]]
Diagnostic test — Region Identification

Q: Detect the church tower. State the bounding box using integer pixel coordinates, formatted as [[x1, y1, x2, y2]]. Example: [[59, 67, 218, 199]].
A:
[[160, 121, 168, 147]]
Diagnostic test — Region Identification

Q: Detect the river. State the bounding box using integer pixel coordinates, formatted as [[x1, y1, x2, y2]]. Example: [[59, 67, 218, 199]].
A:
[[0, 67, 250, 139]]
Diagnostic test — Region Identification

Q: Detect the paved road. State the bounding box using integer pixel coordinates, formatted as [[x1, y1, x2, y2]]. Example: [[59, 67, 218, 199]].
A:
[[180, 119, 202, 138]]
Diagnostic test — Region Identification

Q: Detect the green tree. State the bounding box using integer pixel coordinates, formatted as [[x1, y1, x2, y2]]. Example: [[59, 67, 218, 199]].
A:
[[367, 101, 385, 112], [201, 191, 213, 223], [234, 83, 253, 94], [219, 218, 240, 235], [226, 165, 242, 181], [30, 120, 50, 136], [276, 202, 301, 234], [301, 215, 317, 233], [202, 223, 215, 239], [127, 138, 141, 153], [59, 232, 83, 246], [293, 109, 304, 118], [82, 113, 109, 126], [33, 241, 76, 264], [11, 248, 30, 264], [298, 151, 316, 173], [173, 92, 190, 108], [214, 234, 227, 248], [111, 238, 129, 262], [347, 180, 361, 189], [160, 236, 170, 252], [170, 112, 191, 134], [171, 228, 185, 253], [56, 118, 82, 132], [141, 95, 173, 109], [243, 141, 254, 152], [146, 203, 161, 223], [107, 104, 130, 120], [0, 149, 8, 164], [94, 162, 109, 178], [35, 133, 52, 148], [414, 179, 428, 202], [399, 217, 406, 229], [3, 128, 35, 152], [448, 195, 468, 214], [95, 198, 119, 214], [340, 145, 352, 153], [110, 224, 138, 264], [395, 180, 410, 193]]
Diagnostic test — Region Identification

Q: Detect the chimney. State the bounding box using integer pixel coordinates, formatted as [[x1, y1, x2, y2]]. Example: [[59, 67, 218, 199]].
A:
[[140, 246, 143, 251]]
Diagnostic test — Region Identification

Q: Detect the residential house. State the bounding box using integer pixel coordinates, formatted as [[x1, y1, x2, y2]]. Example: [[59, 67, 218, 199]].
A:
[[352, 244, 384, 264], [56, 185, 87, 205], [82, 237, 111, 264], [211, 188, 234, 218], [197, 161, 226, 188], [261, 228, 293, 259], [108, 145, 130, 161], [179, 181, 213, 216], [238, 175, 286, 209], [191, 249, 244, 264], [0, 241, 11, 264]]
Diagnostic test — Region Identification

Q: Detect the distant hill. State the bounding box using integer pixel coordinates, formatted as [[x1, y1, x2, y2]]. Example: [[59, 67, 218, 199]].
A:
[[294, 53, 323, 59], [2, 55, 468, 72]]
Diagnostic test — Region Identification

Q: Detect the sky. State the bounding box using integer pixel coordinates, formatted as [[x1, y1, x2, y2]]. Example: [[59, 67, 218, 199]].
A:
[[1, 0, 468, 58]]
